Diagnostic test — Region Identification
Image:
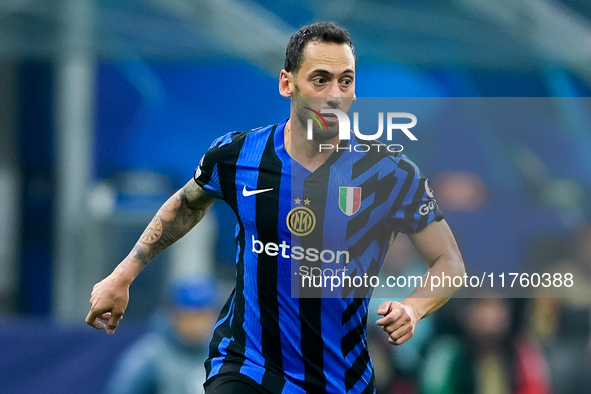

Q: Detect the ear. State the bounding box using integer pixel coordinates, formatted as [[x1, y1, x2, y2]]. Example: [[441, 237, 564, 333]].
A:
[[279, 69, 293, 98]]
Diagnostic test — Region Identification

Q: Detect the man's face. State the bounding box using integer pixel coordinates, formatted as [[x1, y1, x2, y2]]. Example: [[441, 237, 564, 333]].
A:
[[290, 41, 356, 141]]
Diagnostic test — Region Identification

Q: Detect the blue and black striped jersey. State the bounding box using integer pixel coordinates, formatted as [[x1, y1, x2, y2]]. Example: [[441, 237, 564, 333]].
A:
[[194, 119, 443, 394]]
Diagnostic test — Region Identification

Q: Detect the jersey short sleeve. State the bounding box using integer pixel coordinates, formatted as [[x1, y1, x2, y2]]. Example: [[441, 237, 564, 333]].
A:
[[388, 154, 443, 234], [193, 131, 240, 200]]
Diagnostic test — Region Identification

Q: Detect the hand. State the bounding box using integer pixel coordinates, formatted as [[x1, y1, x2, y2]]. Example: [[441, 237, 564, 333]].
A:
[[86, 271, 130, 335], [376, 300, 418, 346]]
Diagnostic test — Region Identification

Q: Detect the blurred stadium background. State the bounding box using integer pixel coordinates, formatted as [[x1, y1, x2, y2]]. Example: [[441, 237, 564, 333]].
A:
[[1, 0, 591, 393]]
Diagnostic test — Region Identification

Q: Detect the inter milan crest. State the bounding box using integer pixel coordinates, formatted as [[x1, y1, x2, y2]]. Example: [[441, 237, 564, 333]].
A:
[[339, 187, 362, 216], [287, 197, 316, 236]]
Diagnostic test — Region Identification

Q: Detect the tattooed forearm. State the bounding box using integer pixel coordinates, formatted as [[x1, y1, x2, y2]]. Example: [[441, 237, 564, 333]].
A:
[[125, 187, 209, 268], [140, 216, 164, 244], [114, 180, 216, 278], [133, 193, 180, 265]]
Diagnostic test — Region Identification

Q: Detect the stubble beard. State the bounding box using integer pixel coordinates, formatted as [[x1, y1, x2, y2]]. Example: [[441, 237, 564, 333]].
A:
[[292, 83, 341, 143]]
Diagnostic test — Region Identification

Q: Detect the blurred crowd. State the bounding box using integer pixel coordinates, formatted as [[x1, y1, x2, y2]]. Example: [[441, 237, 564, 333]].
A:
[[106, 278, 218, 394], [366, 224, 591, 394]]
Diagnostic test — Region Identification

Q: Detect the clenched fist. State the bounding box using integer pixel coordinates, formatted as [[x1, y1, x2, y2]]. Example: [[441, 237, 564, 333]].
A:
[[86, 272, 130, 335], [376, 300, 418, 346]]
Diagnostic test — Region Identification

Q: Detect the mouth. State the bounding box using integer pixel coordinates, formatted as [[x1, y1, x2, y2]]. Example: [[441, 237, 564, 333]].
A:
[[323, 114, 338, 124], [317, 109, 339, 123], [303, 106, 340, 127]]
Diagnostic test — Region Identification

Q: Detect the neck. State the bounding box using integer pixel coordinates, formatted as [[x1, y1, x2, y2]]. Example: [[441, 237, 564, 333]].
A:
[[283, 118, 340, 172]]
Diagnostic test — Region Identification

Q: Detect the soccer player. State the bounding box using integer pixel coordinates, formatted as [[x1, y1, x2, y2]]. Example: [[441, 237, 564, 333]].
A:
[[87, 22, 465, 394]]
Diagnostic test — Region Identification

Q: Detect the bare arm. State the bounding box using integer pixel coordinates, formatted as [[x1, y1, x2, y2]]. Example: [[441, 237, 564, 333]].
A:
[[376, 219, 465, 345], [403, 219, 465, 317], [86, 179, 217, 334], [119, 179, 217, 283]]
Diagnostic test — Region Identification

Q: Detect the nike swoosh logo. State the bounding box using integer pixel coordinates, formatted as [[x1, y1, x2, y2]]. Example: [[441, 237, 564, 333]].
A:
[[242, 185, 273, 197]]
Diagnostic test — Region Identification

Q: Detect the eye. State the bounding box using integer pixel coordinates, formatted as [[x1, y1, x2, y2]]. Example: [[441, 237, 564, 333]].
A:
[[313, 77, 326, 85], [340, 78, 353, 87]]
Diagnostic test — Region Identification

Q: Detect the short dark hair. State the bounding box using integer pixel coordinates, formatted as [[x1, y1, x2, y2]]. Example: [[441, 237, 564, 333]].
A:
[[284, 22, 356, 73]]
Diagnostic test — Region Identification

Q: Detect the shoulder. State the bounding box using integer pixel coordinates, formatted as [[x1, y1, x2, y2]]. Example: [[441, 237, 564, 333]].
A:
[[202, 124, 277, 162], [352, 136, 416, 169], [208, 124, 276, 152]]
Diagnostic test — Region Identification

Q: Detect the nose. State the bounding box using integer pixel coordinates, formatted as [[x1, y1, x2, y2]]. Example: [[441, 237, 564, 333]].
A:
[[325, 81, 342, 108]]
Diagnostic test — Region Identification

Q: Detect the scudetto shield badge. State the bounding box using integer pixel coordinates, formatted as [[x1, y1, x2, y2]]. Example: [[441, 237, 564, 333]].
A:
[[339, 187, 362, 216]]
